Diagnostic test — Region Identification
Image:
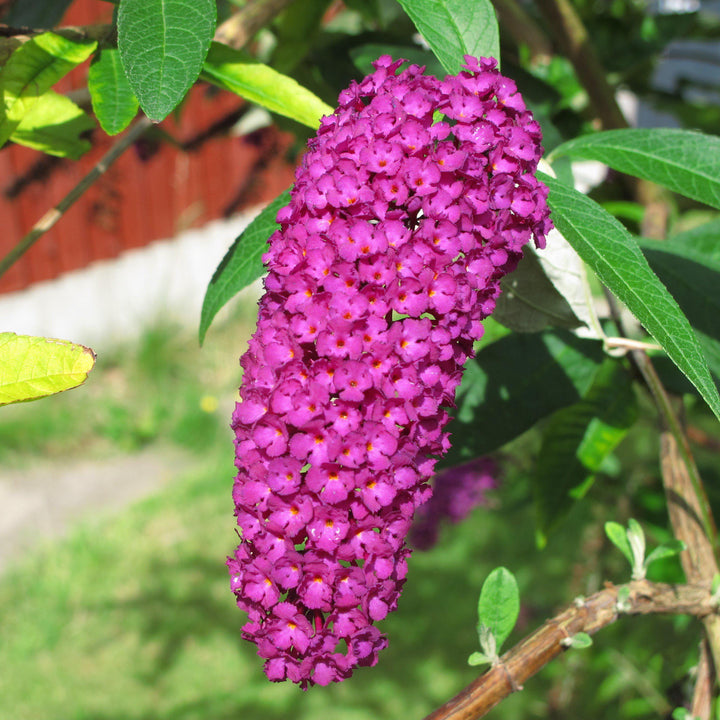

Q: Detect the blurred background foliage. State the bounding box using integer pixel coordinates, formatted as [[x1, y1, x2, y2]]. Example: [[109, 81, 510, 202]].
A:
[[1, 0, 720, 718]]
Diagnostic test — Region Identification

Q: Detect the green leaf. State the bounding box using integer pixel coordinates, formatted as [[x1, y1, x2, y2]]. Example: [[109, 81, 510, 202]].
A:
[[494, 239, 594, 334], [201, 43, 333, 129], [605, 521, 634, 566], [0, 333, 96, 405], [550, 129, 720, 211], [445, 330, 603, 463], [533, 360, 638, 543], [10, 90, 94, 158], [117, 0, 216, 122], [477, 567, 519, 652], [668, 218, 720, 259], [467, 651, 491, 667], [541, 173, 720, 422], [199, 190, 290, 344], [88, 47, 139, 135], [0, 32, 97, 147], [639, 239, 720, 384], [626, 518, 646, 579], [563, 632, 593, 650], [396, 0, 499, 74], [644, 539, 686, 569]]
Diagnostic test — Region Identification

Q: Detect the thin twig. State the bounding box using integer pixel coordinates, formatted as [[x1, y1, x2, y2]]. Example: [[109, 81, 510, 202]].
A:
[[214, 0, 296, 49], [423, 580, 715, 720], [0, 116, 151, 281]]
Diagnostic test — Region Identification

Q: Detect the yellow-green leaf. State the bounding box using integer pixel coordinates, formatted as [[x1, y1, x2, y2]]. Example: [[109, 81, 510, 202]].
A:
[[10, 90, 94, 158], [201, 42, 333, 129], [0, 333, 96, 406], [0, 32, 97, 147]]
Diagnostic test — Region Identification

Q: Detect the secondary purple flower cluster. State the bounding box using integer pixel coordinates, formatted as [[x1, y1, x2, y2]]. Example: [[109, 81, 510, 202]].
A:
[[228, 54, 552, 687], [410, 457, 500, 550]]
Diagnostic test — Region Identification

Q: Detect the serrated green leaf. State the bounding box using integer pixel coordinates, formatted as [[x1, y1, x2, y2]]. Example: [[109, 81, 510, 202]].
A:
[[199, 190, 290, 345], [0, 32, 97, 147], [88, 47, 139, 135], [10, 90, 94, 158], [534, 360, 638, 542], [550, 129, 720, 210], [644, 540, 686, 569], [477, 568, 519, 652], [201, 43, 333, 129], [396, 0, 499, 74], [605, 521, 634, 566], [541, 173, 720, 422], [639, 239, 720, 384], [0, 333, 96, 405], [445, 330, 603, 463], [117, 0, 216, 122]]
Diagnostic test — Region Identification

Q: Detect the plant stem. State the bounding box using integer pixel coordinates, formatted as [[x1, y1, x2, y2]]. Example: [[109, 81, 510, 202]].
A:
[[660, 428, 720, 685], [214, 0, 296, 49], [0, 116, 152, 281], [423, 580, 716, 720]]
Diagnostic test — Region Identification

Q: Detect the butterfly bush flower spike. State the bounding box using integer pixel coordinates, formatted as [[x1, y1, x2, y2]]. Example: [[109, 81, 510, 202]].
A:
[[228, 55, 552, 687]]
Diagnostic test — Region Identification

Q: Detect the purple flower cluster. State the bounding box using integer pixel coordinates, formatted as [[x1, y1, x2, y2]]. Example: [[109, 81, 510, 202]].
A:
[[410, 457, 500, 550], [228, 54, 552, 687]]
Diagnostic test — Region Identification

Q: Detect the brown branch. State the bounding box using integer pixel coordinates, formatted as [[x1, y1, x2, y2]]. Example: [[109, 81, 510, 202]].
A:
[[661, 429, 720, 685], [423, 580, 716, 720], [214, 0, 296, 49], [691, 639, 713, 720]]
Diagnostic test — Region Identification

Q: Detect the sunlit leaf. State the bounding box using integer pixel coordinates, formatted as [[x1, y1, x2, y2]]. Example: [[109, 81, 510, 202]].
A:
[[0, 333, 96, 406], [10, 90, 94, 158], [0, 32, 97, 146], [201, 43, 333, 129]]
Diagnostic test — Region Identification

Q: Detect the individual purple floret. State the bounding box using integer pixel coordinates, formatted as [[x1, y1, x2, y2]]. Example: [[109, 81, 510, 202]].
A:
[[228, 54, 552, 687], [410, 457, 500, 550]]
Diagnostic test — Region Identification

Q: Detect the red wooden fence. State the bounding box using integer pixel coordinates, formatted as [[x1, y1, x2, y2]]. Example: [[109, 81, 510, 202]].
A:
[[0, 0, 297, 294]]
